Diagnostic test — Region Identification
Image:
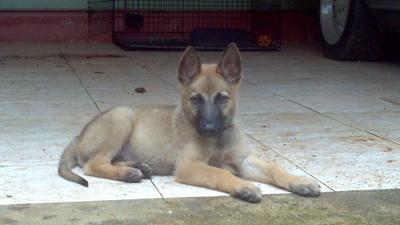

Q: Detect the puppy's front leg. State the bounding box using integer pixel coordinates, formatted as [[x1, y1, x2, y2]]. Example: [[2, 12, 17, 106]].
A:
[[238, 155, 321, 197], [175, 154, 262, 203]]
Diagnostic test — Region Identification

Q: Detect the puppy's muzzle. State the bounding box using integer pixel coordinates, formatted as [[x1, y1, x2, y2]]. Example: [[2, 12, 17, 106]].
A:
[[196, 103, 224, 138]]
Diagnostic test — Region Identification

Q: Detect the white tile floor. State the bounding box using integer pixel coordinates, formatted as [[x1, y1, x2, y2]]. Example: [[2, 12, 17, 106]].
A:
[[0, 44, 399, 205]]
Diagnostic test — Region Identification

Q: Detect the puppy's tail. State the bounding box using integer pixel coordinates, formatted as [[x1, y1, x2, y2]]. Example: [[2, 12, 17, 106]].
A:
[[58, 138, 89, 187]]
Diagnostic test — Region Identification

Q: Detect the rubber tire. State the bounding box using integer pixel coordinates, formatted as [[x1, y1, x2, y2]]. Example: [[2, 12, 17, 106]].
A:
[[320, 0, 386, 61]]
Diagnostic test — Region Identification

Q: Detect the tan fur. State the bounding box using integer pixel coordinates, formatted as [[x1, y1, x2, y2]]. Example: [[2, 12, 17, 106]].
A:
[[58, 43, 320, 202]]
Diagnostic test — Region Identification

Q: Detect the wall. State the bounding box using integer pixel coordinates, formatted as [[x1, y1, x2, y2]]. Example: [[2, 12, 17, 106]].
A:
[[0, 0, 319, 43], [0, 0, 87, 10], [0, 0, 317, 10]]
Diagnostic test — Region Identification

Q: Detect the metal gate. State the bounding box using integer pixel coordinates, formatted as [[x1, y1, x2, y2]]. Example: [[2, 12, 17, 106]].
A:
[[88, 0, 281, 50], [112, 0, 281, 50]]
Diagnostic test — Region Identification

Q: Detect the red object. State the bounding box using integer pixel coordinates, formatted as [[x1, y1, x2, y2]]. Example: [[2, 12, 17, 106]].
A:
[[257, 35, 272, 46]]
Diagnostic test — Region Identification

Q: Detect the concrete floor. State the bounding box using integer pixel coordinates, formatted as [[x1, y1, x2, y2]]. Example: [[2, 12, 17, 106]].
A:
[[1, 189, 400, 225], [0, 44, 399, 208]]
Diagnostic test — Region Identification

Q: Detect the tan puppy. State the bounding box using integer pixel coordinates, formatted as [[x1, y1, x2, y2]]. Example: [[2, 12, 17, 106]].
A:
[[58, 43, 320, 203]]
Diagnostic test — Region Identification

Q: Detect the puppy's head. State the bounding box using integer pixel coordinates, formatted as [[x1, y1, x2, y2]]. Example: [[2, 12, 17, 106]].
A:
[[178, 43, 242, 138]]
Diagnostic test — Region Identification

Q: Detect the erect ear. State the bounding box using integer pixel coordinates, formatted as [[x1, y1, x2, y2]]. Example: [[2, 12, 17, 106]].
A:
[[216, 43, 242, 84], [178, 46, 201, 85]]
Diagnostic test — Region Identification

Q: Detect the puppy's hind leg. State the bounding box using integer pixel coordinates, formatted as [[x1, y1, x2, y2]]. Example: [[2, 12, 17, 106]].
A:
[[80, 107, 144, 183], [85, 157, 143, 183], [113, 161, 152, 179]]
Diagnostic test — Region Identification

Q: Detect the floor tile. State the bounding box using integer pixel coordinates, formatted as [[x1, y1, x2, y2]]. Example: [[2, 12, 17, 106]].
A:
[[0, 43, 62, 57], [0, 138, 71, 165], [238, 82, 311, 115], [0, 101, 98, 119], [151, 176, 229, 198], [0, 164, 161, 205], [1, 43, 400, 205], [252, 131, 400, 191], [0, 56, 71, 74], [285, 151, 400, 191], [241, 113, 398, 154], [0, 117, 91, 165], [127, 51, 182, 66], [0, 87, 89, 103], [242, 113, 400, 191], [85, 83, 179, 111], [327, 112, 400, 143], [290, 94, 398, 113], [0, 77, 81, 90], [140, 64, 180, 86], [60, 43, 124, 56], [238, 112, 350, 137]]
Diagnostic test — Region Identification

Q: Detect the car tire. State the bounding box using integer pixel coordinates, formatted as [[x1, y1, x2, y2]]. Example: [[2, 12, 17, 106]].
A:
[[320, 0, 386, 61]]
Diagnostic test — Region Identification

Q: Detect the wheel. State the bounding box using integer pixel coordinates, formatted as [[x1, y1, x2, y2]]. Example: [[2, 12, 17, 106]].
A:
[[319, 0, 386, 60]]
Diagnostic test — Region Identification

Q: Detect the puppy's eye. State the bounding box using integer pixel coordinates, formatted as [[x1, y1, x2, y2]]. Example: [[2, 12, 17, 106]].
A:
[[190, 94, 203, 106], [216, 93, 229, 105]]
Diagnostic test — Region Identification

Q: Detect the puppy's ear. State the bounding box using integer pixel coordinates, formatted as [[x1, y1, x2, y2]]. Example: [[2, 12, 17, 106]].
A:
[[178, 46, 201, 85], [217, 43, 242, 84]]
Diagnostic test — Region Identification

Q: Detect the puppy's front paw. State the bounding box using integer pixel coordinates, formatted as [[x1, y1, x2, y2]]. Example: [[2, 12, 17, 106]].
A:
[[289, 177, 321, 197], [234, 183, 262, 203]]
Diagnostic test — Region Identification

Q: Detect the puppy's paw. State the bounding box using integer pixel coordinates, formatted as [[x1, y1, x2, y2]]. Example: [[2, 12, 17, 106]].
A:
[[134, 162, 152, 179], [122, 168, 143, 183], [289, 177, 321, 197], [234, 183, 262, 203]]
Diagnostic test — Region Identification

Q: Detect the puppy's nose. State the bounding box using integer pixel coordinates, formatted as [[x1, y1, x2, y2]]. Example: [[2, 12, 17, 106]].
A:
[[203, 123, 216, 133]]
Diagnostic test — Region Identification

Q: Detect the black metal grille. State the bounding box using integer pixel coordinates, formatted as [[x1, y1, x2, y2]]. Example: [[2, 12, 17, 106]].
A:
[[112, 0, 281, 50]]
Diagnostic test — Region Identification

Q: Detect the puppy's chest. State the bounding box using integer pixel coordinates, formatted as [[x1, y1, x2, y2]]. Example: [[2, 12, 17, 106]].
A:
[[208, 149, 234, 168], [205, 139, 233, 166]]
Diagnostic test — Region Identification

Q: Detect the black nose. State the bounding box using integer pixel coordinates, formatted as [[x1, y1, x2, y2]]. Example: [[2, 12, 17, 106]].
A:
[[198, 123, 219, 138], [196, 103, 224, 138], [203, 124, 216, 134]]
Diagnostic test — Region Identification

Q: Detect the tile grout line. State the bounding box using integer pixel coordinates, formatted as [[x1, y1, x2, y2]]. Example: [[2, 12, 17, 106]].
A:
[[149, 179, 165, 199], [64, 54, 165, 199], [245, 78, 400, 146], [125, 56, 173, 199], [246, 134, 335, 192], [60, 54, 102, 113], [62, 53, 168, 200], [126, 56, 180, 93], [285, 99, 400, 146]]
